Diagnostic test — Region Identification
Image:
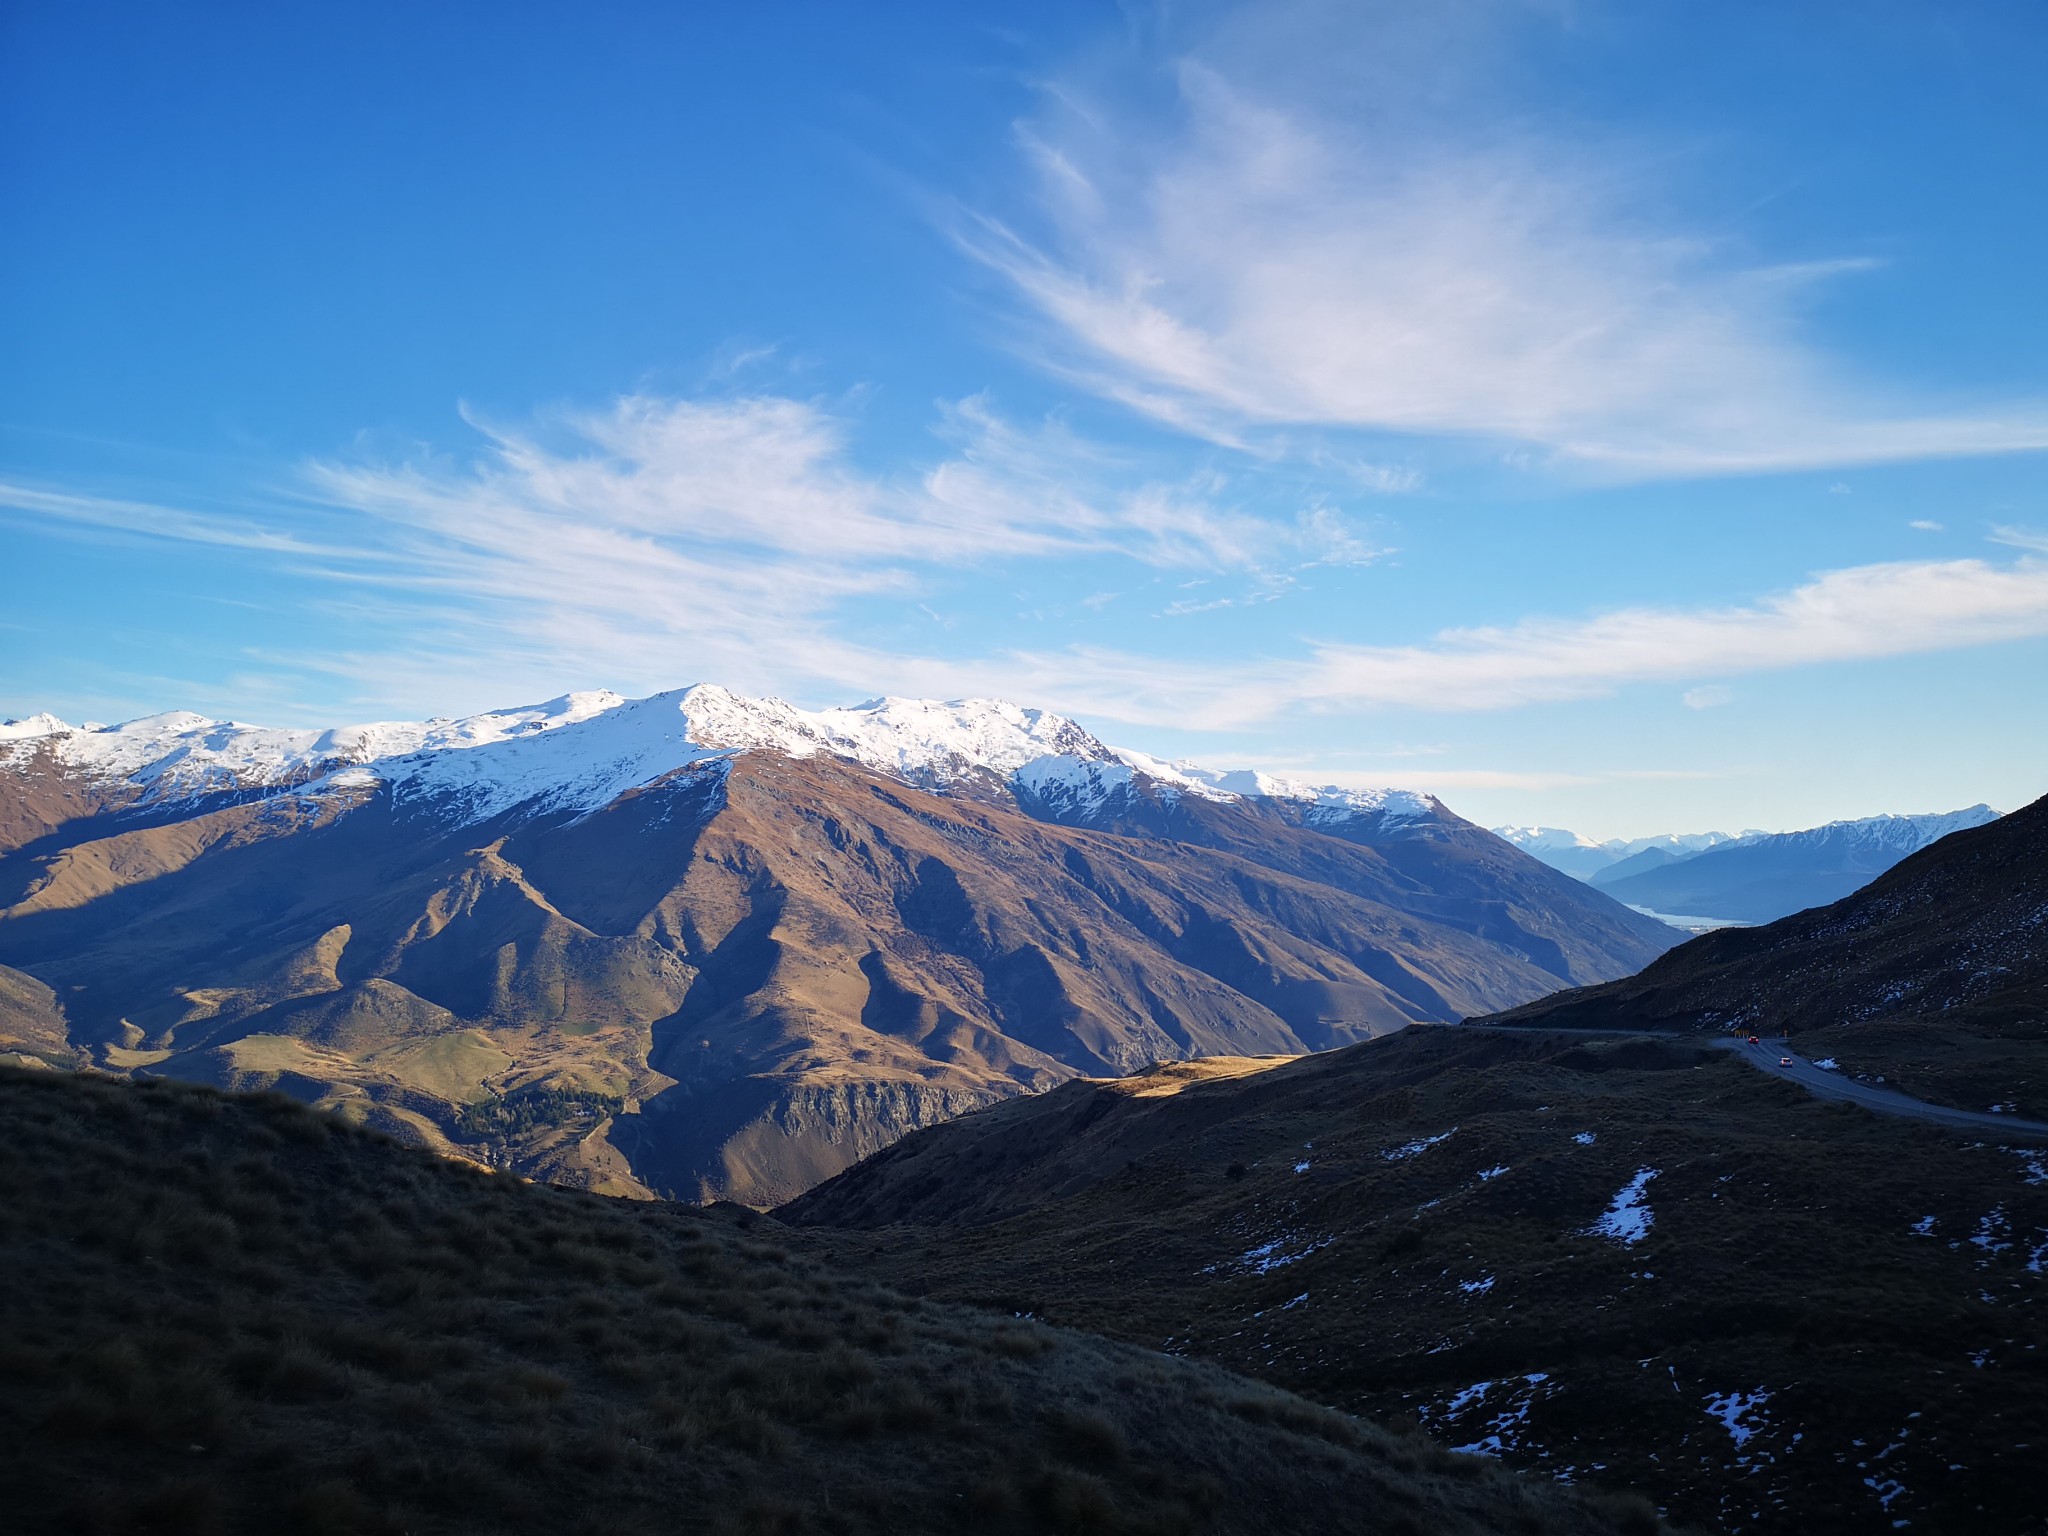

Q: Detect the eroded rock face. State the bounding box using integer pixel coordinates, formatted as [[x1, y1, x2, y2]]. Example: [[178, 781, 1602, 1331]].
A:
[[615, 1075, 1013, 1207], [0, 731, 1673, 1204]]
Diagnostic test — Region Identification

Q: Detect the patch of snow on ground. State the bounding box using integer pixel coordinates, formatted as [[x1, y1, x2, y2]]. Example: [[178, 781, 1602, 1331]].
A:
[[1459, 1275, 1496, 1295], [1573, 1132, 1596, 1146], [1444, 1374, 1553, 1457], [2014, 1149, 2048, 1186], [1293, 1160, 1311, 1174], [1383, 1128, 1456, 1161], [1238, 1234, 1335, 1274], [1441, 1380, 1495, 1418], [1703, 1388, 1771, 1447], [1477, 1164, 1510, 1181], [1910, 1215, 1937, 1237], [1971, 1207, 2013, 1256], [1813, 1057, 1839, 1070], [1587, 1168, 1660, 1245]]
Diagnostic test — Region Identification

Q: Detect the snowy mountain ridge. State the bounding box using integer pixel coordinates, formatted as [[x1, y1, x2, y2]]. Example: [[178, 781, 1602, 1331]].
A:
[[1499, 809, 2002, 885], [1503, 804, 2007, 926], [1755, 805, 2003, 857], [0, 684, 1438, 829]]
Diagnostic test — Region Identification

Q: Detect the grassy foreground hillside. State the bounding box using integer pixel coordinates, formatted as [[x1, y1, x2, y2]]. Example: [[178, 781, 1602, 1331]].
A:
[[0, 1065, 1662, 1536], [785, 1027, 2048, 1534]]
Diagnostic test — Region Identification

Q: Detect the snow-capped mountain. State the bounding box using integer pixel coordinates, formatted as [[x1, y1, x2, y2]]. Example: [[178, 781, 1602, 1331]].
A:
[[1588, 805, 2004, 925], [1753, 805, 2005, 859], [0, 684, 1438, 832], [0, 696, 1711, 1520], [1492, 824, 1750, 882], [0, 680, 1674, 1207]]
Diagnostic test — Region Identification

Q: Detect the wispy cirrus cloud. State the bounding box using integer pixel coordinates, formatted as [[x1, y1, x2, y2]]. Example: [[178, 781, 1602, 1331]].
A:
[[964, 552, 2048, 727], [9, 402, 2045, 733], [304, 392, 1377, 579], [0, 480, 371, 559], [9, 422, 2048, 748], [1279, 554, 2048, 712], [959, 12, 2048, 476], [1, 392, 1381, 714], [1991, 525, 2048, 554]]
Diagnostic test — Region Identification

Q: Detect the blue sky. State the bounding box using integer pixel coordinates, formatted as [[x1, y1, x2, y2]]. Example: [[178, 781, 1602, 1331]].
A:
[[4, 0, 2045, 838]]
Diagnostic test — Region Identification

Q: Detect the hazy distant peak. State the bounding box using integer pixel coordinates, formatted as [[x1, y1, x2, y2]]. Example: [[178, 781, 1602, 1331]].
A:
[[1493, 825, 1609, 854], [1494, 823, 1771, 882]]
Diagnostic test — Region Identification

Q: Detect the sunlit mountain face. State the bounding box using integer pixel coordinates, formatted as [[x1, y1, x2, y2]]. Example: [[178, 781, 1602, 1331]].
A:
[[0, 683, 1672, 1204]]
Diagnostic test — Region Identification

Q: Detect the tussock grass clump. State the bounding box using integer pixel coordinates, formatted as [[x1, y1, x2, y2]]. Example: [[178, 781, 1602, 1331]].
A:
[[0, 1066, 1657, 1534]]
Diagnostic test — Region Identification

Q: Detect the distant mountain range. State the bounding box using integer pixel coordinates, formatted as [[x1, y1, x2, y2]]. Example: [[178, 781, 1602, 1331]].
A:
[[1497, 806, 2002, 923], [0, 685, 1672, 1204], [1491, 824, 1757, 882], [1486, 793, 2044, 1064]]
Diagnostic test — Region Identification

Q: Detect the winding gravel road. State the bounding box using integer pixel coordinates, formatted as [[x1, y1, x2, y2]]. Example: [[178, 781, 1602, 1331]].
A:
[[1440, 1021, 2048, 1140], [1710, 1034, 2048, 1138]]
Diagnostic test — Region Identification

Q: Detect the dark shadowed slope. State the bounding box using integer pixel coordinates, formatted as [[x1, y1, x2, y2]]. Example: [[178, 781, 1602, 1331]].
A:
[[0, 1064, 1665, 1536], [1480, 790, 2048, 1113], [784, 1026, 2048, 1536]]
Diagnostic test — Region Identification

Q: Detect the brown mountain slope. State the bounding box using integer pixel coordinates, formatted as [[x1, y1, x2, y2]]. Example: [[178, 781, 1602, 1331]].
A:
[[0, 961, 75, 1066], [0, 750, 1671, 1204], [0, 1064, 1670, 1536], [781, 1026, 2048, 1535], [1479, 789, 2048, 1112]]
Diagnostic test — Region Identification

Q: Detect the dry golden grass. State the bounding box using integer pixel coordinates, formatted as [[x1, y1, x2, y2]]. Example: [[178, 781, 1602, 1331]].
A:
[[1092, 1057, 1299, 1098]]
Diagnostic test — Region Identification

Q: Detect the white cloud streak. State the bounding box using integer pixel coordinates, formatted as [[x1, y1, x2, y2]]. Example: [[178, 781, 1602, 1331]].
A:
[[11, 400, 2045, 733], [4, 393, 1379, 716], [961, 23, 2048, 475], [11, 439, 2048, 733], [942, 553, 2048, 728], [1991, 525, 2048, 554], [0, 481, 371, 559]]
